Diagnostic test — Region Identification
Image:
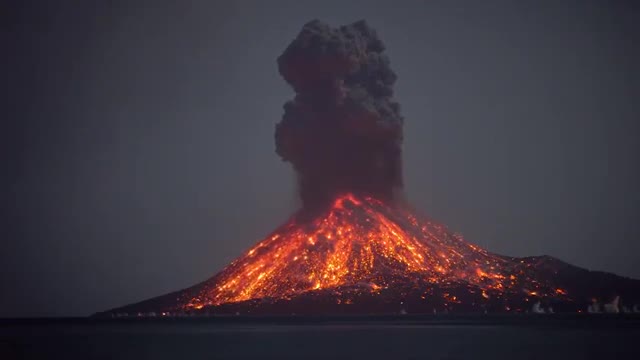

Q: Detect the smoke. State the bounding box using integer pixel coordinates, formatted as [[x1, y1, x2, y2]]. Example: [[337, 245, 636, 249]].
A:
[[275, 20, 403, 211]]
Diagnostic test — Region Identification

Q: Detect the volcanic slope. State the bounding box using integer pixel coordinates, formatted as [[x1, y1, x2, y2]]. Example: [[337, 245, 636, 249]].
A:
[[101, 194, 640, 315]]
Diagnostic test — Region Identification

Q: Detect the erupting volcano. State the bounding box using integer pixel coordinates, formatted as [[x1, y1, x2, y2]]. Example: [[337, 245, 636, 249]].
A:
[[102, 20, 640, 316], [177, 194, 582, 312]]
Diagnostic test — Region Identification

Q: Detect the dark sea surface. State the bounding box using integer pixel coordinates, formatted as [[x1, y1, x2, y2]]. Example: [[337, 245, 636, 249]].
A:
[[1, 315, 639, 359]]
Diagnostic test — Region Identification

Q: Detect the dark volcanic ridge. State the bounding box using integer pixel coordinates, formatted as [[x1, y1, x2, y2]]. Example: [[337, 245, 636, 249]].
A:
[[100, 256, 640, 317]]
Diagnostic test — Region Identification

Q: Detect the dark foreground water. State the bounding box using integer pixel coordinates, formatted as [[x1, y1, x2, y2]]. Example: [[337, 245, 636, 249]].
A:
[[1, 315, 639, 359]]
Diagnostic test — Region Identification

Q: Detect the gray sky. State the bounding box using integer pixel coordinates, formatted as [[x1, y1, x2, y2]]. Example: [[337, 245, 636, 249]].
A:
[[2, 0, 639, 317]]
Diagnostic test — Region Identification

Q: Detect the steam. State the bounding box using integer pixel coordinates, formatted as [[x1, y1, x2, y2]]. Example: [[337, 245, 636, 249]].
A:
[[275, 20, 403, 211]]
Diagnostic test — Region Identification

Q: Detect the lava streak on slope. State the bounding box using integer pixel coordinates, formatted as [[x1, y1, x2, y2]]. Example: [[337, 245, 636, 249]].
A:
[[182, 194, 566, 311]]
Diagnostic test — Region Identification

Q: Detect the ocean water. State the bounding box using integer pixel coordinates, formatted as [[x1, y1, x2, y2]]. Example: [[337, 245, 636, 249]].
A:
[[1, 316, 639, 359]]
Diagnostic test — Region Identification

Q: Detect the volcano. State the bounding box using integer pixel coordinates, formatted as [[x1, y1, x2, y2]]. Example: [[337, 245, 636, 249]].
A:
[[100, 20, 640, 316], [101, 194, 640, 316]]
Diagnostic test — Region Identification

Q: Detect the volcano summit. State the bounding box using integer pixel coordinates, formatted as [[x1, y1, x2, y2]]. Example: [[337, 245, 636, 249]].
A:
[[101, 20, 640, 316]]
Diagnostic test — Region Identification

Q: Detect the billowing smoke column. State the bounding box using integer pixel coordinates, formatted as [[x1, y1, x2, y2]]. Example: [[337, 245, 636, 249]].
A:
[[276, 20, 403, 211]]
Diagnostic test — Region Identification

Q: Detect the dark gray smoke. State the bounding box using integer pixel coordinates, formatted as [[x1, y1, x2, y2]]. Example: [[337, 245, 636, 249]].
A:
[[275, 20, 403, 211]]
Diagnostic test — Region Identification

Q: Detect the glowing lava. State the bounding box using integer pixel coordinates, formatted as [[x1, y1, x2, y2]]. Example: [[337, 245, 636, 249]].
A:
[[182, 194, 565, 310]]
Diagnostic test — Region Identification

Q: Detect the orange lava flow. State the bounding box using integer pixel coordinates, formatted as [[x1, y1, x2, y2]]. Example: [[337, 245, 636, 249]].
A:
[[184, 194, 564, 309]]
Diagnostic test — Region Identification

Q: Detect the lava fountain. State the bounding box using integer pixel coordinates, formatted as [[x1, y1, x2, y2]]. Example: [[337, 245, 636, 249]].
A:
[[102, 20, 640, 316]]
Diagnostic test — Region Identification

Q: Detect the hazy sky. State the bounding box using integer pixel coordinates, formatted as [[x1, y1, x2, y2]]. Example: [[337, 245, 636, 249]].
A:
[[2, 0, 639, 317]]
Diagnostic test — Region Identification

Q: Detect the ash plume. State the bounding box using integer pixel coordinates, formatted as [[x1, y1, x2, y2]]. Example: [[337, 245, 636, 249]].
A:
[[275, 20, 403, 211]]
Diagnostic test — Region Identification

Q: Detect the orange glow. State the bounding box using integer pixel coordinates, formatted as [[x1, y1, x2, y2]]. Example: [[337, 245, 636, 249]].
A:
[[182, 194, 568, 309]]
